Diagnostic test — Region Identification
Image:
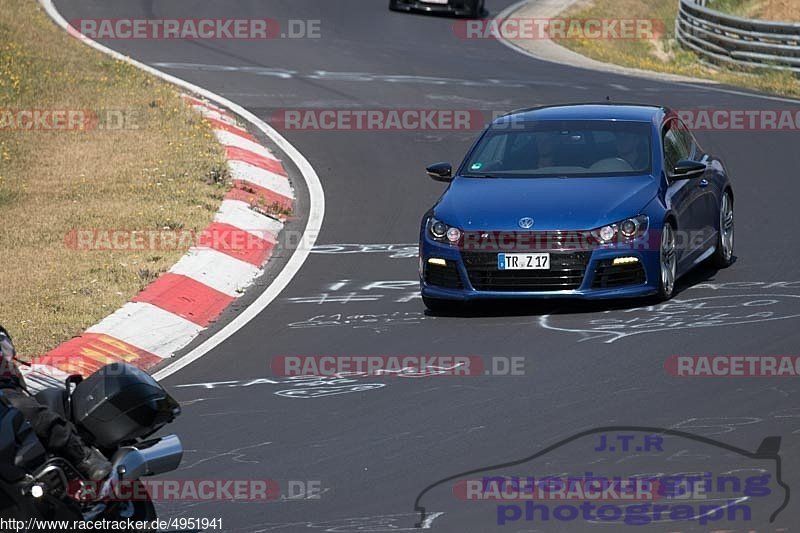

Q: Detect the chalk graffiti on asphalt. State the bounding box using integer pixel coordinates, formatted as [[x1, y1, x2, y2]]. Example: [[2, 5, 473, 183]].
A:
[[285, 280, 420, 305], [174, 375, 386, 399], [312, 243, 418, 258], [540, 294, 800, 343], [287, 311, 432, 331], [237, 512, 444, 532]]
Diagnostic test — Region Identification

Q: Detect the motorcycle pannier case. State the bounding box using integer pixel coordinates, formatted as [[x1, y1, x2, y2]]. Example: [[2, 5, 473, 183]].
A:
[[71, 363, 180, 448]]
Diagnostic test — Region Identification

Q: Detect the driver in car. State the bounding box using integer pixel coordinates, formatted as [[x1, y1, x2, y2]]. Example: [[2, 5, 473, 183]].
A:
[[616, 131, 649, 171], [534, 133, 557, 168], [0, 325, 111, 481]]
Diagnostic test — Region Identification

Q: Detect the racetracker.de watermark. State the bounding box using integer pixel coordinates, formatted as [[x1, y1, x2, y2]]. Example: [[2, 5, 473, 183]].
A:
[[677, 109, 800, 131], [271, 355, 525, 378], [270, 109, 490, 131], [666, 355, 800, 377], [454, 477, 662, 502], [454, 18, 666, 40], [0, 108, 141, 132], [68, 479, 323, 502], [68, 18, 321, 39], [455, 229, 703, 253], [63, 228, 276, 252]]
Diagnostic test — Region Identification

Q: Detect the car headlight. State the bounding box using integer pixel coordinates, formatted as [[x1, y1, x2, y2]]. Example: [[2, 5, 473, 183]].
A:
[[446, 227, 462, 243], [598, 225, 616, 242], [431, 219, 448, 239], [593, 215, 649, 244], [428, 217, 462, 244]]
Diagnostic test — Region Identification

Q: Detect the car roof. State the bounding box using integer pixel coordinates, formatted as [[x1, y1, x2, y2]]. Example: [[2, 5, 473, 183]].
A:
[[494, 103, 667, 125]]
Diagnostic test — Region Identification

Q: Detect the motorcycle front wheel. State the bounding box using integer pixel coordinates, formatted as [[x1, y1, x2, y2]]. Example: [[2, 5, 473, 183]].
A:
[[105, 497, 157, 532]]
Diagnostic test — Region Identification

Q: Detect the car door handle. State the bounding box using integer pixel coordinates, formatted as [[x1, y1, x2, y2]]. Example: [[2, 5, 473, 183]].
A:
[[699, 179, 709, 187]]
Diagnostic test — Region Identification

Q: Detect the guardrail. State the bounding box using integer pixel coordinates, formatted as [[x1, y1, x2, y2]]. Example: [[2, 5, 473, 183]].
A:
[[676, 0, 800, 74]]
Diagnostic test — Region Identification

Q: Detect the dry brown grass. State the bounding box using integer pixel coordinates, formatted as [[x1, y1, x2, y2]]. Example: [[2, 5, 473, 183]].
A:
[[551, 0, 800, 99], [0, 0, 229, 358], [708, 0, 800, 21], [747, 0, 800, 20]]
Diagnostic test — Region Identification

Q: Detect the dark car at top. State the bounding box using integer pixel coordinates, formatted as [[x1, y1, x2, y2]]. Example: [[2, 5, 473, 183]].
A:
[[419, 104, 735, 312], [389, 0, 484, 18]]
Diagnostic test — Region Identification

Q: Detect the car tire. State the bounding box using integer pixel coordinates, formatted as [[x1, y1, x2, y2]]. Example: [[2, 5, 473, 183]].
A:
[[710, 190, 734, 268], [470, 0, 484, 17], [656, 221, 677, 301], [423, 296, 463, 315]]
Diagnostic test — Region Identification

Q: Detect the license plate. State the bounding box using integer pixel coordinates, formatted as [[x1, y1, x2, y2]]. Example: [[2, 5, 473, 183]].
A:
[[497, 253, 550, 270]]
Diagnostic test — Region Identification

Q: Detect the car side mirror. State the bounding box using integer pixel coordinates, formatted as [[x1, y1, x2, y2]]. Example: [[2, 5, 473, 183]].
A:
[[671, 160, 706, 180], [426, 162, 453, 182]]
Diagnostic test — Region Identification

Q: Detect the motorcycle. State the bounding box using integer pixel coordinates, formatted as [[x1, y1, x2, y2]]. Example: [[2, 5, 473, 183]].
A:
[[0, 362, 182, 530]]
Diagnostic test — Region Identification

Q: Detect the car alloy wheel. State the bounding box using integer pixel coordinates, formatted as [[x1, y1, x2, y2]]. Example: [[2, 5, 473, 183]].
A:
[[659, 223, 676, 299], [720, 192, 734, 262], [711, 190, 735, 268]]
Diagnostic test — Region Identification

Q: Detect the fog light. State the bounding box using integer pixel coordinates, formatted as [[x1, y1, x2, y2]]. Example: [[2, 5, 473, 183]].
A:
[[428, 258, 447, 266], [30, 484, 45, 498], [612, 256, 639, 265]]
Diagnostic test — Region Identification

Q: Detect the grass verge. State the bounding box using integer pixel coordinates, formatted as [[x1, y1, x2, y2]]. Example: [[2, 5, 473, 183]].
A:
[[0, 0, 229, 358], [551, 0, 800, 99], [706, 0, 800, 21]]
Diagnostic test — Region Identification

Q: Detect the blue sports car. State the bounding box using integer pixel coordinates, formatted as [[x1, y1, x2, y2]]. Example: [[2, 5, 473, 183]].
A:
[[419, 104, 734, 311]]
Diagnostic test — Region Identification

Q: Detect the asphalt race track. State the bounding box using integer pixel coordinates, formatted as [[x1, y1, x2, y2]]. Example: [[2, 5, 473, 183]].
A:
[[54, 0, 800, 530]]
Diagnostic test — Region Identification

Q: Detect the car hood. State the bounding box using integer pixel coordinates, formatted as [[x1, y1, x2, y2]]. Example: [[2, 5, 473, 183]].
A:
[[433, 175, 658, 231]]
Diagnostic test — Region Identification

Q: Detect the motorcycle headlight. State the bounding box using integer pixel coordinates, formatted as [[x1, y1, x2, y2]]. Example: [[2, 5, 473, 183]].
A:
[[593, 215, 649, 244], [428, 217, 461, 244]]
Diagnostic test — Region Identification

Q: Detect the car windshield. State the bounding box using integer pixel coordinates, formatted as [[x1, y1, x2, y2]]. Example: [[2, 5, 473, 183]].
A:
[[462, 119, 652, 177]]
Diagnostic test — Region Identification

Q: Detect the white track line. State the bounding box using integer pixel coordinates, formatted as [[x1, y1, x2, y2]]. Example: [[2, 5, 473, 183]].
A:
[[40, 0, 325, 381]]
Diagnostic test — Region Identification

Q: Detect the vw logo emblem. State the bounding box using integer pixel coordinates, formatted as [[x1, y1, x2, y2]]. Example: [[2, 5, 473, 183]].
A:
[[518, 217, 534, 229]]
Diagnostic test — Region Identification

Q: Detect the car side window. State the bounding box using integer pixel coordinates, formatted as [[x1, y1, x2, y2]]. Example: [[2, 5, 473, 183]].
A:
[[662, 120, 689, 171], [675, 120, 697, 160]]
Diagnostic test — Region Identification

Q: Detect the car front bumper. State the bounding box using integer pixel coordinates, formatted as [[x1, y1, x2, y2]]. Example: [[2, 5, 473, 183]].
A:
[[419, 237, 661, 301]]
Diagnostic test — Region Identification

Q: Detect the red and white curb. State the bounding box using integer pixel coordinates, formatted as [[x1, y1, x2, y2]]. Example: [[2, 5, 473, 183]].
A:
[[23, 97, 297, 391]]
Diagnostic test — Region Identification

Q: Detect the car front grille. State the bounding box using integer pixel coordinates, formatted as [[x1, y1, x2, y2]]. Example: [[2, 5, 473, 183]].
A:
[[461, 251, 590, 292], [425, 262, 463, 289], [591, 260, 646, 289]]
